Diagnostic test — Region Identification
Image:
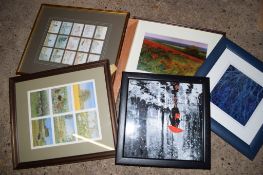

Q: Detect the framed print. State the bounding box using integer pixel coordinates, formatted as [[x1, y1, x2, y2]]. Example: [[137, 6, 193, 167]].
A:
[[10, 60, 117, 169], [196, 37, 263, 160], [125, 19, 223, 76], [16, 4, 129, 74], [116, 72, 211, 169], [113, 18, 223, 101]]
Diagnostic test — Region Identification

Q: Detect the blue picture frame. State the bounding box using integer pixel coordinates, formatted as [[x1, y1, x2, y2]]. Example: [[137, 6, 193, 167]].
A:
[[196, 37, 263, 160]]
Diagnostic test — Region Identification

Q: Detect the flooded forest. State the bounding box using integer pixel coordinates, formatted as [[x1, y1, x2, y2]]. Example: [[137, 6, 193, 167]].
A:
[[124, 79, 204, 161]]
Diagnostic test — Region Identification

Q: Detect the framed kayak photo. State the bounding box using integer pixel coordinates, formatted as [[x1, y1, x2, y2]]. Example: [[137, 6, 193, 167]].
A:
[[116, 72, 211, 169]]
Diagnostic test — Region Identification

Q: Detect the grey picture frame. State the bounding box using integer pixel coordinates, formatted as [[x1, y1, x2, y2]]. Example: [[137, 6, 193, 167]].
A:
[[16, 4, 129, 74]]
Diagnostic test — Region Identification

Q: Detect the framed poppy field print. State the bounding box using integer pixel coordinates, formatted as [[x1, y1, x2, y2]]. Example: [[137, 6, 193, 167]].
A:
[[9, 60, 117, 169], [116, 72, 211, 169], [112, 18, 224, 101], [125, 20, 223, 76]]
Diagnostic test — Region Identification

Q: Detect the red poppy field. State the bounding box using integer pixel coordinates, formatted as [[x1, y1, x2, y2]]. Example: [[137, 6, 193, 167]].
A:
[[137, 37, 207, 75]]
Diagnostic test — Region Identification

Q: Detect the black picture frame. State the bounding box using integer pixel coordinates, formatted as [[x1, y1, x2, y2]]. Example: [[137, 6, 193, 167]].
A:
[[116, 72, 211, 169], [10, 60, 117, 169]]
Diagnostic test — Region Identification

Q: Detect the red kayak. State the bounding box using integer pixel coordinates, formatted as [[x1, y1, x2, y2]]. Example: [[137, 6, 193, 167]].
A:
[[168, 125, 183, 133]]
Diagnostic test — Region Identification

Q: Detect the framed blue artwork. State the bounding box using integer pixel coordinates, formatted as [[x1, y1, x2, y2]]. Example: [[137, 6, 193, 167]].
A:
[[196, 37, 263, 160]]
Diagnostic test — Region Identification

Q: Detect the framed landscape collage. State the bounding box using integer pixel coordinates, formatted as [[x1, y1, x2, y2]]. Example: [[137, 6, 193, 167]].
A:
[[10, 60, 117, 169]]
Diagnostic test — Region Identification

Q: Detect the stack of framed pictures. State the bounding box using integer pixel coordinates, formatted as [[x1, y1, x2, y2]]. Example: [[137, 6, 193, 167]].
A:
[[16, 4, 129, 74], [11, 4, 129, 168], [113, 18, 224, 101], [10, 60, 117, 169], [10, 2, 263, 170]]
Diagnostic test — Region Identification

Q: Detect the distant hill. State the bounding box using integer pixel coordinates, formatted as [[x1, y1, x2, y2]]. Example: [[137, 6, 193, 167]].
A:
[[145, 36, 207, 53]]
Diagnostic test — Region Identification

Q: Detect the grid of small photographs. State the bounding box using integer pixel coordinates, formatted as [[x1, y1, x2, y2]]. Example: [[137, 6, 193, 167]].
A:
[[28, 80, 102, 149], [39, 20, 108, 65]]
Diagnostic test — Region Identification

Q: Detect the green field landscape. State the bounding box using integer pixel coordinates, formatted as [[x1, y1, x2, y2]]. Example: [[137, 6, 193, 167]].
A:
[[32, 118, 53, 147], [30, 90, 49, 117], [54, 115, 75, 144], [137, 34, 207, 76], [52, 86, 72, 114], [76, 111, 100, 140]]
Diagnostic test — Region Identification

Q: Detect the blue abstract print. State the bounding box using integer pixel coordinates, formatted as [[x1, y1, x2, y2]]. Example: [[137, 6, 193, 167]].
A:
[[211, 65, 263, 126]]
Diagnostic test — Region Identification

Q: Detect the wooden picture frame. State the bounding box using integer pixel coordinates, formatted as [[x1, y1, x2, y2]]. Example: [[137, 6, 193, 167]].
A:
[[196, 37, 263, 160], [116, 72, 211, 169], [10, 60, 117, 169], [16, 4, 129, 74], [113, 18, 223, 101]]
